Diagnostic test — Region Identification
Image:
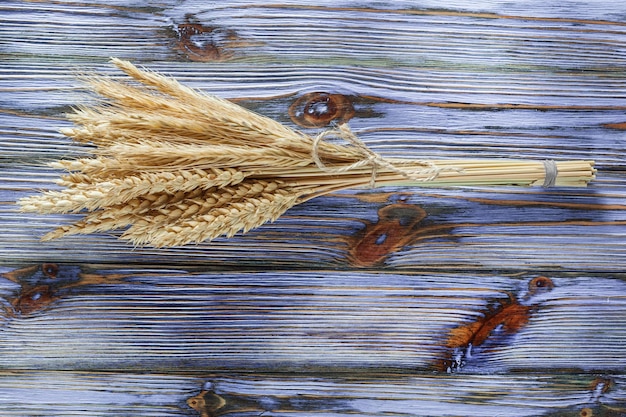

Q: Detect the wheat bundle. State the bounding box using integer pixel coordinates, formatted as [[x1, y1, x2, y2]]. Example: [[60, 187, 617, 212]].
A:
[[19, 59, 596, 247]]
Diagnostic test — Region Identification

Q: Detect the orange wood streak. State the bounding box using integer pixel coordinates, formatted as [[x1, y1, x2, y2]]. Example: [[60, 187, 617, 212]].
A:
[[446, 321, 484, 348], [527, 276, 555, 297], [445, 296, 531, 349], [1, 265, 39, 283], [2, 264, 64, 315], [604, 122, 626, 130], [333, 191, 413, 204], [248, 4, 626, 27], [474, 303, 531, 346], [351, 218, 626, 267], [358, 95, 626, 111], [440, 277, 554, 371], [414, 192, 626, 211], [425, 103, 626, 111], [351, 221, 409, 266], [589, 376, 613, 398]]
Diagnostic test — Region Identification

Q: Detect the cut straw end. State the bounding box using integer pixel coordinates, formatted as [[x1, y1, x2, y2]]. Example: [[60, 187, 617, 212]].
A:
[[392, 159, 596, 187]]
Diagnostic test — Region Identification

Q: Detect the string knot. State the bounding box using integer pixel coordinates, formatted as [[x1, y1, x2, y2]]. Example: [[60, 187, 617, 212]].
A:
[[312, 124, 461, 188]]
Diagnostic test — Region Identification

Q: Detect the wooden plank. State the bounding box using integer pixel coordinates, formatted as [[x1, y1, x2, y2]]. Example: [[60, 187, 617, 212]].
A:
[[170, 3, 626, 71], [1, 1, 626, 416], [0, 370, 623, 416], [172, 373, 626, 417], [4, 64, 625, 161], [3, 177, 625, 270], [0, 370, 201, 416], [0, 62, 626, 271], [1, 1, 625, 269], [0, 1, 170, 61], [0, 265, 624, 373]]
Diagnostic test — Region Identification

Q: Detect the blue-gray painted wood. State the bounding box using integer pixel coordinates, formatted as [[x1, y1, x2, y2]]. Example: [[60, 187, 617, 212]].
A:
[[0, 1, 625, 415]]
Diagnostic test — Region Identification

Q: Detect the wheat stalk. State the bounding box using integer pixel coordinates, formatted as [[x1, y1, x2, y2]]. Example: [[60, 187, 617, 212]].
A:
[[18, 59, 596, 247]]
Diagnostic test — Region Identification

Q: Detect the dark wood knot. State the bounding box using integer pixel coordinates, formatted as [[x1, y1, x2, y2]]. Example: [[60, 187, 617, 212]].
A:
[[187, 389, 226, 417], [42, 263, 59, 279], [350, 203, 427, 267], [527, 275, 554, 296], [289, 92, 355, 127], [14, 285, 56, 315], [175, 23, 237, 62]]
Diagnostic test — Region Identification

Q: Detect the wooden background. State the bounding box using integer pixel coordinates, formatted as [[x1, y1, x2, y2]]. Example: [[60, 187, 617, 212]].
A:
[[1, 1, 625, 415]]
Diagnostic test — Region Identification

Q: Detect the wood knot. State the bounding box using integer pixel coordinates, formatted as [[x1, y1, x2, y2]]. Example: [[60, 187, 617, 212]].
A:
[[527, 275, 554, 297], [42, 263, 59, 279], [187, 389, 226, 417], [175, 22, 238, 62], [580, 407, 593, 417], [589, 376, 613, 402], [438, 275, 555, 372], [14, 285, 56, 315], [350, 203, 427, 267], [289, 92, 355, 127]]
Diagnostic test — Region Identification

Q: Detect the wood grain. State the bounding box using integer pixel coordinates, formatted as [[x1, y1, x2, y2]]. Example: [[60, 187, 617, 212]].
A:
[[3, 181, 626, 270], [181, 373, 626, 417], [1, 1, 625, 415], [0, 371, 622, 416], [0, 266, 624, 374]]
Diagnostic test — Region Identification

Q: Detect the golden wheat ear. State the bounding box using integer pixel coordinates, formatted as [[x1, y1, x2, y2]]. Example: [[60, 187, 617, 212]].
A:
[[18, 59, 596, 247]]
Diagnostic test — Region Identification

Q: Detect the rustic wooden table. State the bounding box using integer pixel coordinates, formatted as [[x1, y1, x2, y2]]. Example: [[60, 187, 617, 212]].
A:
[[1, 1, 625, 416]]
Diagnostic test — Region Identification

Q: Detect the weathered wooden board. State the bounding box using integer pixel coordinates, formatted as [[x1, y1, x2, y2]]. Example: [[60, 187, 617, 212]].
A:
[[0, 371, 622, 416], [4, 180, 626, 270], [1, 0, 625, 416], [2, 2, 626, 269], [1, 266, 625, 374], [0, 371, 201, 416]]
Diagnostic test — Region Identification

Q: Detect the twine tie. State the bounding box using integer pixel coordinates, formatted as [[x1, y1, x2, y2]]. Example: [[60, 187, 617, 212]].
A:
[[312, 124, 460, 188], [542, 159, 558, 187]]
